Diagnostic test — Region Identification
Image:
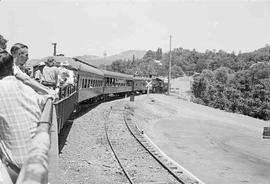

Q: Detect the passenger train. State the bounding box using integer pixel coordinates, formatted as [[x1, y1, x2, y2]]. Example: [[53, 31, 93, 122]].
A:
[[35, 56, 151, 133]]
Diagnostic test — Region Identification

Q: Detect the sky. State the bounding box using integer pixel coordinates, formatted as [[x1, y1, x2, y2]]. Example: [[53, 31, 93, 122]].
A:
[[1, 0, 270, 59]]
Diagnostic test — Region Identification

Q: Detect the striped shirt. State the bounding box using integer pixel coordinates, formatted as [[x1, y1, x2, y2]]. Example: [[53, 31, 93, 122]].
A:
[[0, 76, 47, 168]]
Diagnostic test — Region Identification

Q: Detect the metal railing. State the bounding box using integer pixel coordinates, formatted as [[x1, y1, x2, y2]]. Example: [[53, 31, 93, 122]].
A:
[[59, 84, 76, 100]]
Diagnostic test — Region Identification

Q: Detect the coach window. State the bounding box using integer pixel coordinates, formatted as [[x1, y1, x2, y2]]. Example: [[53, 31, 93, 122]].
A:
[[84, 79, 87, 88], [82, 78, 84, 88], [80, 79, 83, 88]]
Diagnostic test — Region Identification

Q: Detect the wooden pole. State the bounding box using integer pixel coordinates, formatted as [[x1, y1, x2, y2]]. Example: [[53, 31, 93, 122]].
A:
[[168, 35, 172, 95]]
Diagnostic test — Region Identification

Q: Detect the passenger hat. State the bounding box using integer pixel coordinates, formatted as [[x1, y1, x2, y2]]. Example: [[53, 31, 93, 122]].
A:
[[61, 60, 70, 66], [39, 61, 45, 66], [45, 57, 55, 64]]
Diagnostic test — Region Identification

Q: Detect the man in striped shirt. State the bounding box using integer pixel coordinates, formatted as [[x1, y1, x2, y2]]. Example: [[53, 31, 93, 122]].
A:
[[0, 50, 51, 183]]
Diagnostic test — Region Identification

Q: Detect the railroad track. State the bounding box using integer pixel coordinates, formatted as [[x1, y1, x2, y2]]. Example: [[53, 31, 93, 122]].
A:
[[104, 106, 202, 184]]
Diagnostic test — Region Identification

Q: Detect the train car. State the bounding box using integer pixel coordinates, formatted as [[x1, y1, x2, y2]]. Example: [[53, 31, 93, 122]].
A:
[[76, 65, 104, 103], [71, 57, 105, 103], [102, 70, 133, 97], [133, 76, 150, 94], [151, 77, 165, 93]]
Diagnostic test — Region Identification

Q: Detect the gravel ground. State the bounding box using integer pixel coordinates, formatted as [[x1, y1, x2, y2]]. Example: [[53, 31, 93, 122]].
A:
[[58, 97, 180, 184], [59, 92, 270, 184], [59, 101, 128, 184], [106, 106, 179, 184]]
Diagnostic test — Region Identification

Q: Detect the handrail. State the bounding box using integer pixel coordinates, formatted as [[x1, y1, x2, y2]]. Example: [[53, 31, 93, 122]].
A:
[[15, 99, 53, 184], [59, 84, 76, 100]]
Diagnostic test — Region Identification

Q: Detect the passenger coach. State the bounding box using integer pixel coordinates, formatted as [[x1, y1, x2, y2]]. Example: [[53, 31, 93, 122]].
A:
[[102, 70, 133, 97]]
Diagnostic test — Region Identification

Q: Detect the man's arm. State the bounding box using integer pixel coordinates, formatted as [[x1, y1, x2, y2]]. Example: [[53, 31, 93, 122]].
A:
[[15, 72, 54, 95]]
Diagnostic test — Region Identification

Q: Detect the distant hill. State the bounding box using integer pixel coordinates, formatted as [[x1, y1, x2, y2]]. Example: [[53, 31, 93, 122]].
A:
[[75, 50, 147, 67], [26, 50, 146, 68]]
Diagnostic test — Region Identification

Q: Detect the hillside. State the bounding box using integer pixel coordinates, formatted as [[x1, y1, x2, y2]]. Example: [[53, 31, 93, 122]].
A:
[[27, 50, 146, 68], [75, 50, 146, 67]]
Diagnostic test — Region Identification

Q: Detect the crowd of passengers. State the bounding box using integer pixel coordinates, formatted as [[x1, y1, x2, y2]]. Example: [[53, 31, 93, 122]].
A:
[[0, 41, 74, 183]]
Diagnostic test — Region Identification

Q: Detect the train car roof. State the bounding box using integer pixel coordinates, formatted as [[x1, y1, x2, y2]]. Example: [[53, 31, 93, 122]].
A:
[[33, 56, 104, 76], [69, 58, 104, 76], [133, 76, 152, 81], [102, 70, 133, 79]]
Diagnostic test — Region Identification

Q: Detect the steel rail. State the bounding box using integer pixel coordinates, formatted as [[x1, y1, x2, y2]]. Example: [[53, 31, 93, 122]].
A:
[[104, 108, 135, 184], [123, 111, 186, 184]]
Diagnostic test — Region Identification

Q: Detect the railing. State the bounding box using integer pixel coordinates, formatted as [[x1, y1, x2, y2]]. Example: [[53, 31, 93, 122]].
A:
[[55, 84, 77, 131], [58, 84, 76, 100]]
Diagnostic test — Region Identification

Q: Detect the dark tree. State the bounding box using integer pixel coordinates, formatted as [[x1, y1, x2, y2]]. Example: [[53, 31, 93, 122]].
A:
[[156, 48, 163, 60], [0, 35, 8, 49]]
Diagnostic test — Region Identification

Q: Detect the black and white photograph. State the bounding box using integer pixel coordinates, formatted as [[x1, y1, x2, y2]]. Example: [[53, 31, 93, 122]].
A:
[[1, 0, 270, 183]]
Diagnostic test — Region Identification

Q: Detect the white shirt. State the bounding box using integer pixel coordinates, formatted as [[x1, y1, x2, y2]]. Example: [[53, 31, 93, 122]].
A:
[[13, 64, 25, 76]]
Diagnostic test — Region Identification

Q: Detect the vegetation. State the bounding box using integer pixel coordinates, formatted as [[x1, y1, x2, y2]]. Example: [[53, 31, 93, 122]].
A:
[[190, 46, 270, 120], [103, 48, 184, 77], [0, 34, 8, 50]]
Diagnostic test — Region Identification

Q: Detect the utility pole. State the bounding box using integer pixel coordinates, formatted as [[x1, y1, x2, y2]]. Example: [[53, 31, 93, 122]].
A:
[[103, 50, 107, 70], [52, 43, 57, 56], [168, 35, 172, 95]]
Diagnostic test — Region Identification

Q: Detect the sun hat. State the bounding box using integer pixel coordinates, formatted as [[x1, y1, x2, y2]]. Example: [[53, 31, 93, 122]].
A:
[[60, 60, 69, 67], [39, 61, 45, 66]]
